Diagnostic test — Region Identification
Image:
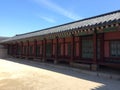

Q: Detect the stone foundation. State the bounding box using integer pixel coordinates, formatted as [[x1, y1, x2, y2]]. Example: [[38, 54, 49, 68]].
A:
[[91, 64, 99, 71], [70, 62, 91, 70]]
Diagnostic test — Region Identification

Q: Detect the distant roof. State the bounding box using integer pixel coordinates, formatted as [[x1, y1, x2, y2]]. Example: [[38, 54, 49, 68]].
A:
[[0, 37, 9, 41], [1, 10, 120, 43]]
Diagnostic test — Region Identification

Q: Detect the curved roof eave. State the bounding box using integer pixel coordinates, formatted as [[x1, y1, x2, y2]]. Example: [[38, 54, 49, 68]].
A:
[[1, 10, 120, 43]]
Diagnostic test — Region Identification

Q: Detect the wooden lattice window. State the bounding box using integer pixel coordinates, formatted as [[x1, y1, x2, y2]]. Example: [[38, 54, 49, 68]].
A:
[[46, 43, 52, 57], [110, 41, 120, 57], [82, 36, 93, 59]]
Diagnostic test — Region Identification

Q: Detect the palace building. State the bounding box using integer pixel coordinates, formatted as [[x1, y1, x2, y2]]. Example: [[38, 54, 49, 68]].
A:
[[0, 10, 120, 70]]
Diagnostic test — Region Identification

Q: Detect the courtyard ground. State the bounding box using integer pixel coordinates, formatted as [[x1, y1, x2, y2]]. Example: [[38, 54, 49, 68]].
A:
[[0, 58, 120, 90]]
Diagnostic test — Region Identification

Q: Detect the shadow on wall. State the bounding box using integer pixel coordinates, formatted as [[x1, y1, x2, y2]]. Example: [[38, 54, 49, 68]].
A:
[[2, 58, 120, 90]]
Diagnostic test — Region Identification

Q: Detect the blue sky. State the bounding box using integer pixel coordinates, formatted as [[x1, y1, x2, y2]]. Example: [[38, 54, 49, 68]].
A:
[[0, 0, 120, 37]]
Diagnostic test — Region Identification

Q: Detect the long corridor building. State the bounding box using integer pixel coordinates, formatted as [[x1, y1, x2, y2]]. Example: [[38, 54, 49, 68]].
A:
[[1, 10, 120, 70]]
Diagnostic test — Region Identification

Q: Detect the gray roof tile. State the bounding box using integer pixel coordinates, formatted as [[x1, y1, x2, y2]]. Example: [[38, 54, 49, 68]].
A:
[[1, 10, 120, 43]]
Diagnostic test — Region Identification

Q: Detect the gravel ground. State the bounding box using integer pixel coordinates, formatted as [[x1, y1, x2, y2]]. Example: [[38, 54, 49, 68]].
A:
[[0, 58, 120, 90]]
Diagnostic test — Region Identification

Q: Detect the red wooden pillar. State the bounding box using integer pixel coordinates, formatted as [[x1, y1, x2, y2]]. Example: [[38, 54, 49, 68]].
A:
[[12, 44, 14, 56], [14, 44, 15, 56], [14, 44, 16, 56], [51, 39, 53, 58], [42, 38, 46, 62], [63, 38, 65, 58], [54, 37, 58, 64], [8, 44, 10, 55], [22, 42, 24, 57], [93, 33, 97, 64], [17, 43, 19, 56], [9, 44, 12, 55], [92, 32, 98, 70], [9, 44, 11, 55], [20, 41, 23, 57], [41, 40, 44, 58], [79, 36, 82, 59], [100, 33, 104, 62], [34, 40, 37, 58], [7, 44, 9, 55], [11, 44, 14, 56], [27, 40, 29, 58], [13, 44, 15, 56], [10, 44, 12, 56], [70, 34, 74, 63], [16, 43, 18, 57], [15, 43, 18, 56], [11, 44, 13, 56]]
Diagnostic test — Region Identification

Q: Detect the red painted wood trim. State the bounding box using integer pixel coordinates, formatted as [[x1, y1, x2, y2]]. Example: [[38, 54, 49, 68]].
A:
[[51, 39, 53, 57], [34, 40, 37, 58], [27, 40, 29, 57], [79, 36, 82, 59], [14, 43, 16, 56], [100, 33, 104, 62], [15, 43, 17, 56], [63, 38, 65, 57], [93, 33, 97, 64], [7, 44, 9, 55], [71, 35, 74, 62], [21, 41, 23, 56], [41, 40, 43, 57], [12, 44, 13, 55], [43, 38, 46, 59], [55, 37, 58, 59]]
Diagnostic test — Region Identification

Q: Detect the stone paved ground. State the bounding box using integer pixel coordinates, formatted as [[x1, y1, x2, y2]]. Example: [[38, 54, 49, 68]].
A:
[[0, 58, 120, 90]]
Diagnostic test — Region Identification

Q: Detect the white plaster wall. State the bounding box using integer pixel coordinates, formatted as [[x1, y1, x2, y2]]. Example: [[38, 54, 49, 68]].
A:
[[0, 45, 8, 58], [0, 37, 9, 58]]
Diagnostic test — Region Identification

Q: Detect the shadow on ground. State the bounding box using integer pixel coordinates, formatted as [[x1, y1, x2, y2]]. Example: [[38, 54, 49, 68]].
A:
[[2, 58, 120, 90]]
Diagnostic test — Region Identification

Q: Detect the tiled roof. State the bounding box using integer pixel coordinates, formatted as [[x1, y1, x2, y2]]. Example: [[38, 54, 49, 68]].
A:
[[1, 10, 120, 43], [0, 37, 9, 41]]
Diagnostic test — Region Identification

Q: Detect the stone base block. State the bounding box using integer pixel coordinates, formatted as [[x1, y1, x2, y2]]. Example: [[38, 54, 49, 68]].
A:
[[42, 58, 46, 62], [70, 62, 91, 70], [91, 64, 99, 71], [54, 60, 58, 64]]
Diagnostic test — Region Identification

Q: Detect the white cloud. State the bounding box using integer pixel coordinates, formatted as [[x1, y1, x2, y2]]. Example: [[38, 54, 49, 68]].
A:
[[33, 0, 81, 20], [39, 16, 56, 23]]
